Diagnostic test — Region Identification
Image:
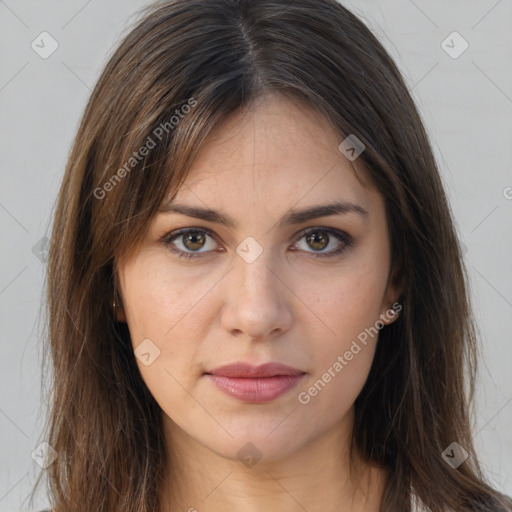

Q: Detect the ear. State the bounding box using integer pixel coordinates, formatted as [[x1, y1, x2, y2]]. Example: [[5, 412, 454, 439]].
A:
[[112, 265, 127, 323], [379, 264, 404, 326], [113, 289, 127, 323], [115, 302, 127, 323]]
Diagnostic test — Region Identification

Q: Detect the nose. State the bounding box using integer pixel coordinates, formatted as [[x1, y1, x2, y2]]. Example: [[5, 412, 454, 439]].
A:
[[220, 250, 293, 341]]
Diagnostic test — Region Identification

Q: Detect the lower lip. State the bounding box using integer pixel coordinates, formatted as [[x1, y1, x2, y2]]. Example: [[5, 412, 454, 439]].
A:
[[206, 374, 305, 403]]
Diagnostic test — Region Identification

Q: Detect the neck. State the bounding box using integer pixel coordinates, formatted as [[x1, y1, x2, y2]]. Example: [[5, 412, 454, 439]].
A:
[[158, 408, 386, 512]]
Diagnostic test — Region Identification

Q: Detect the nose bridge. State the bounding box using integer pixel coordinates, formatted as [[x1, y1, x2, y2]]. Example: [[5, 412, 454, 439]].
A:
[[221, 239, 292, 339], [234, 241, 279, 299]]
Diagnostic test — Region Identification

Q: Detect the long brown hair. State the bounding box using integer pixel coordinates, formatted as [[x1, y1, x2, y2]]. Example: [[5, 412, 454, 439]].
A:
[[31, 0, 512, 510]]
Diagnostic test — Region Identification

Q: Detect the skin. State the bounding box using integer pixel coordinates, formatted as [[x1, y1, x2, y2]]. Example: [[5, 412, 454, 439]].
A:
[[116, 93, 402, 512]]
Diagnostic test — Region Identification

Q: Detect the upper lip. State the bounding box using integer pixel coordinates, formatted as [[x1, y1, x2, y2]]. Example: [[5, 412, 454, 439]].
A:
[[205, 362, 305, 378]]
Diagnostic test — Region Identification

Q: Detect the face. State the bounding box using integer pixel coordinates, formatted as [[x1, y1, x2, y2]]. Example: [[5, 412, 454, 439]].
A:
[[116, 93, 400, 464]]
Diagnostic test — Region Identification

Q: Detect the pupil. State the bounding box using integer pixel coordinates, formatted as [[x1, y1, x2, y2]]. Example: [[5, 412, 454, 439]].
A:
[[307, 232, 328, 251]]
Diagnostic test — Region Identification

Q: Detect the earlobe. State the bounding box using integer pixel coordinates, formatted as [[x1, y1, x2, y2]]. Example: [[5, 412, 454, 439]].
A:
[[380, 266, 405, 325], [113, 296, 127, 323], [115, 307, 127, 323], [379, 300, 402, 325]]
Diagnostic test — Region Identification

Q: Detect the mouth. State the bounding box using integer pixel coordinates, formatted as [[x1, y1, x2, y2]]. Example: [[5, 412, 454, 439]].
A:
[[204, 362, 306, 403]]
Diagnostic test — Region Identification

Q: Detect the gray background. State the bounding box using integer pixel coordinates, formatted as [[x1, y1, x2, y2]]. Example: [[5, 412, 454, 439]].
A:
[[1, 0, 511, 510]]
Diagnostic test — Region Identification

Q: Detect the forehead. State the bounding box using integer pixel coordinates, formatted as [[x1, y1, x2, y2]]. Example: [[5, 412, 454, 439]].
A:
[[177, 94, 375, 199]]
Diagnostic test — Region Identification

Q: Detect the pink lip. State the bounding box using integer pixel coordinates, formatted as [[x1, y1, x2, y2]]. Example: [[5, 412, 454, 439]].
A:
[[206, 362, 304, 378], [205, 362, 306, 403]]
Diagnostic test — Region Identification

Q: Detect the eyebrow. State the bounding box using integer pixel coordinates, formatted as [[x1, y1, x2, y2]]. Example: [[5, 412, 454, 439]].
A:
[[158, 200, 368, 228]]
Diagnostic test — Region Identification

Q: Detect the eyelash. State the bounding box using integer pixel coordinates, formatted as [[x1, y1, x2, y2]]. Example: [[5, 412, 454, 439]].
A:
[[160, 227, 353, 260]]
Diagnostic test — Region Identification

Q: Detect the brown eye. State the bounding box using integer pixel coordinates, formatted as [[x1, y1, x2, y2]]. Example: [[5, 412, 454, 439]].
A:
[[162, 229, 218, 259], [182, 232, 206, 251], [293, 228, 352, 258], [305, 231, 329, 251], [161, 226, 352, 261]]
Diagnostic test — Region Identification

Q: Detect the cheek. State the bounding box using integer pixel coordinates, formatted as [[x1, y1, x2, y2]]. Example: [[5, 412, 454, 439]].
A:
[[295, 257, 389, 347], [295, 280, 382, 422], [292, 256, 388, 411], [119, 256, 213, 398], [121, 254, 214, 341], [308, 275, 382, 383], [296, 342, 376, 434]]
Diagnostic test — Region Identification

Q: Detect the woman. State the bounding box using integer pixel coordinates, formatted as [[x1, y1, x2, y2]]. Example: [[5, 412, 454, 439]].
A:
[[31, 0, 512, 510]]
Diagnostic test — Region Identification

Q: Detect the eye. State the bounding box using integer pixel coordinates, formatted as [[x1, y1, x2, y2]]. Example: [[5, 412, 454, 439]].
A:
[[160, 227, 352, 260], [161, 228, 220, 259], [292, 227, 352, 258]]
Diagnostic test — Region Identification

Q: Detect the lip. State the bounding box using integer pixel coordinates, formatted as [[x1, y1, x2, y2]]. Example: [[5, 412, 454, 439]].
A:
[[205, 362, 306, 403], [206, 362, 305, 378]]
